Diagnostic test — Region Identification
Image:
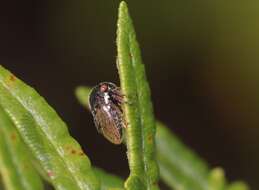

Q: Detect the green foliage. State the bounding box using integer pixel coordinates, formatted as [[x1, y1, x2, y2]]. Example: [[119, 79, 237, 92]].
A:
[[157, 123, 251, 190], [0, 1, 251, 190], [227, 182, 250, 190], [208, 168, 226, 190], [93, 168, 124, 190], [117, 2, 159, 190], [0, 106, 43, 190], [156, 122, 209, 190]]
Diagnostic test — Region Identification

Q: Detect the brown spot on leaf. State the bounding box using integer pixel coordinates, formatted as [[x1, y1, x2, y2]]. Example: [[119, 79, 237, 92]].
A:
[[65, 145, 72, 151], [10, 133, 16, 141], [78, 151, 85, 156], [65, 145, 85, 156], [5, 74, 17, 88], [147, 134, 153, 144], [65, 145, 70, 149], [9, 75, 16, 82]]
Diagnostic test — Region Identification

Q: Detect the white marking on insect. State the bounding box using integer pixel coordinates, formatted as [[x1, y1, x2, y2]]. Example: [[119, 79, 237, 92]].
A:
[[104, 92, 109, 104], [102, 105, 110, 112]]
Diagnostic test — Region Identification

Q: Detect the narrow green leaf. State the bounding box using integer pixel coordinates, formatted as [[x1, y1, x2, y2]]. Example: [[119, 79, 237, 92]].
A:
[[208, 168, 250, 190], [94, 168, 124, 190], [226, 181, 250, 190], [0, 107, 44, 190], [116, 2, 159, 190], [0, 65, 100, 190], [156, 122, 210, 190], [208, 168, 226, 190]]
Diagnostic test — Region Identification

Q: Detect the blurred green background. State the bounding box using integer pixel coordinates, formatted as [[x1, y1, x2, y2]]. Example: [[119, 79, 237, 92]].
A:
[[0, 0, 258, 189]]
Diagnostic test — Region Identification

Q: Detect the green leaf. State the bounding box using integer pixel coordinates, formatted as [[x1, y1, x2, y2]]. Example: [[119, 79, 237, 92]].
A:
[[226, 181, 250, 190], [116, 2, 159, 190], [208, 169, 250, 190], [94, 168, 124, 190], [0, 65, 100, 190], [0, 107, 44, 190], [208, 168, 226, 190], [156, 124, 251, 190], [156, 122, 210, 190]]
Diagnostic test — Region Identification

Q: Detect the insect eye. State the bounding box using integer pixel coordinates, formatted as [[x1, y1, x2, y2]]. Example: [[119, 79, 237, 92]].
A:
[[100, 84, 108, 92]]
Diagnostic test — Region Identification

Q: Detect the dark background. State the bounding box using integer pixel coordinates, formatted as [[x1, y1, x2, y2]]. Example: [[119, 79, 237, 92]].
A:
[[0, 0, 258, 189]]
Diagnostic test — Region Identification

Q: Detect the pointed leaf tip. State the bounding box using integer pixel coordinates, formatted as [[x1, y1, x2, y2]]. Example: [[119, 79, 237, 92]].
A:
[[119, 1, 128, 11]]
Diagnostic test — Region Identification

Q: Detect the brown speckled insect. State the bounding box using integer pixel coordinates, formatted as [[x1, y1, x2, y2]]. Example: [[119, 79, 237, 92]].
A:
[[89, 82, 126, 144]]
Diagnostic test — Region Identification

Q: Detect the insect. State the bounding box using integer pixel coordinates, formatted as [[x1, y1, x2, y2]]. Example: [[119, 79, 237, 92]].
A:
[[89, 82, 126, 144]]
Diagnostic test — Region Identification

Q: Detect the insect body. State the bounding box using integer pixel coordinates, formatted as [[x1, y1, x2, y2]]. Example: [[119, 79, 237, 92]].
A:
[[89, 82, 125, 144]]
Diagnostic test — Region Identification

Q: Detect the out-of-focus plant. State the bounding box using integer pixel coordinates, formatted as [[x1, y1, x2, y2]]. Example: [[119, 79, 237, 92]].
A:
[[0, 1, 250, 190]]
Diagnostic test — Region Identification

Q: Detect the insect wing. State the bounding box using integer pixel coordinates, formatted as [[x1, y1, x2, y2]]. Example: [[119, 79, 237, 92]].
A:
[[94, 106, 123, 144]]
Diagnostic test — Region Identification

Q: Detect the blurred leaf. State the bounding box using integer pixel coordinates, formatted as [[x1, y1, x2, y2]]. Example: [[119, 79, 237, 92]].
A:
[[157, 125, 251, 190], [116, 2, 159, 190], [208, 168, 226, 190], [94, 168, 124, 190], [0, 65, 100, 190], [156, 122, 210, 190], [227, 181, 250, 190], [0, 107, 44, 190]]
